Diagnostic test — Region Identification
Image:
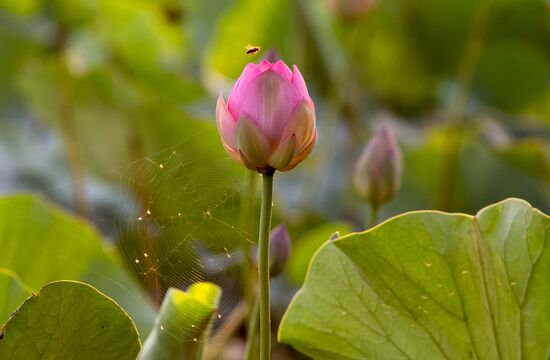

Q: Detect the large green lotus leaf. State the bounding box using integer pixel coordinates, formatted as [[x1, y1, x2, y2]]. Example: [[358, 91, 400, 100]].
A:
[[139, 282, 221, 360], [0, 280, 140, 359], [0, 195, 155, 337], [279, 199, 550, 359], [0, 269, 31, 325]]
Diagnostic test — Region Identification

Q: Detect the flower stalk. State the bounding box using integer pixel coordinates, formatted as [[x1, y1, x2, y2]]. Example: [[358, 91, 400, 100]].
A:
[[244, 300, 259, 360], [258, 170, 274, 360]]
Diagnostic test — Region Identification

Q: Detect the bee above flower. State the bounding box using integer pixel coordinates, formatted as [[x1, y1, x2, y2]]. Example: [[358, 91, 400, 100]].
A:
[[216, 60, 316, 173]]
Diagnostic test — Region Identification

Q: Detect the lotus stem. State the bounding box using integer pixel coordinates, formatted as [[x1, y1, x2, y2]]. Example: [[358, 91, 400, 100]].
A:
[[258, 171, 274, 360]]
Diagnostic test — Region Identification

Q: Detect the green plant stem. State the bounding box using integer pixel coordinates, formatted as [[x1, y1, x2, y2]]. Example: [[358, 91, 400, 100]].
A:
[[258, 171, 274, 360], [244, 300, 260, 360], [368, 204, 379, 228]]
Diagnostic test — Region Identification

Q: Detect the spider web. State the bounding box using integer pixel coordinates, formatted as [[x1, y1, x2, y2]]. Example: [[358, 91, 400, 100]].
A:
[[109, 131, 257, 345]]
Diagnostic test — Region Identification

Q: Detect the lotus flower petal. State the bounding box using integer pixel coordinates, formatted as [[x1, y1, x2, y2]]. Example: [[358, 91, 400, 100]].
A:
[[268, 134, 297, 170], [216, 95, 237, 150], [291, 65, 309, 100], [235, 115, 271, 171], [282, 98, 316, 149], [281, 129, 316, 171]]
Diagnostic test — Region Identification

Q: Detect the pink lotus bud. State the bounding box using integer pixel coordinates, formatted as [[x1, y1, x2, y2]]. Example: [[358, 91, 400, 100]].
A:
[[268, 224, 291, 277], [216, 60, 316, 173], [353, 125, 403, 207], [251, 224, 291, 277]]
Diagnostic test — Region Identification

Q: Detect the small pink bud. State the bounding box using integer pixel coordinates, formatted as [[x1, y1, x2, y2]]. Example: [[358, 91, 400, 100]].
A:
[[353, 125, 403, 207], [251, 224, 291, 277], [268, 224, 291, 277], [216, 60, 316, 173]]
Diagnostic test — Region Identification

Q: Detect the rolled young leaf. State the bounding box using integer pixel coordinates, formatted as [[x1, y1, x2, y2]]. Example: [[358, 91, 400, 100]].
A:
[[139, 282, 221, 360]]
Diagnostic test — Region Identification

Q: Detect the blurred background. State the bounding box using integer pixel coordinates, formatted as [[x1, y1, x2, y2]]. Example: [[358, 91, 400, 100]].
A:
[[0, 0, 549, 358]]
